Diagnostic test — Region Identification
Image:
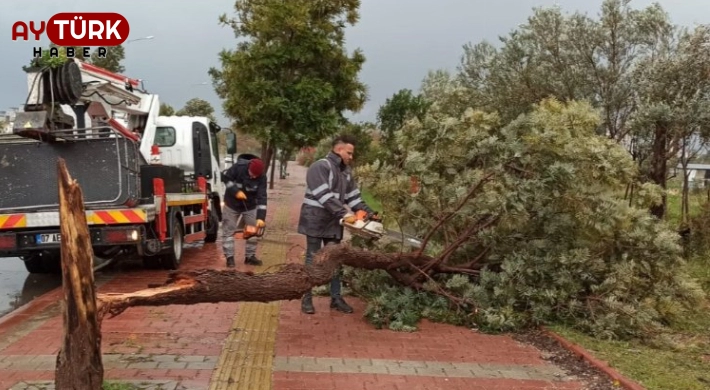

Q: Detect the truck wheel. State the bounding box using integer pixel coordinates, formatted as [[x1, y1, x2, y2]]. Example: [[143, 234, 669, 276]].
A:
[[161, 213, 184, 270], [204, 208, 219, 243]]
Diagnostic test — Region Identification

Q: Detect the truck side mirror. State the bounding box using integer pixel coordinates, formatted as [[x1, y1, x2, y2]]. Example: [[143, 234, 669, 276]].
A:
[[225, 131, 237, 154]]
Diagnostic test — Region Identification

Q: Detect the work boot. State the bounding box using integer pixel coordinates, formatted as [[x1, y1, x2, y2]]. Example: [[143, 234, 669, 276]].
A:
[[330, 297, 353, 314], [226, 256, 235, 268], [245, 255, 263, 266], [301, 294, 315, 314]]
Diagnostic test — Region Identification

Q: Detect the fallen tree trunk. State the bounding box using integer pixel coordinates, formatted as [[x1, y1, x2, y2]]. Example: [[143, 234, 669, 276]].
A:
[[98, 244, 440, 320], [96, 240, 484, 321], [55, 158, 104, 390], [93, 174, 501, 321]]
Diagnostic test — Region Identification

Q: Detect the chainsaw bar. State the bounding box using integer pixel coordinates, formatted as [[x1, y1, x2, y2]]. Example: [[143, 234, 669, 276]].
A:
[[381, 230, 423, 249], [344, 220, 422, 249]]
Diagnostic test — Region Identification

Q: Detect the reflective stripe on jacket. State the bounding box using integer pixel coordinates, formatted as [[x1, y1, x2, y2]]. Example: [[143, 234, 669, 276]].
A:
[[297, 152, 372, 239]]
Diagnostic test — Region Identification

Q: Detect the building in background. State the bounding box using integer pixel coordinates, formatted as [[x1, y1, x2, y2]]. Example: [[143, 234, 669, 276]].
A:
[[0, 107, 21, 134]]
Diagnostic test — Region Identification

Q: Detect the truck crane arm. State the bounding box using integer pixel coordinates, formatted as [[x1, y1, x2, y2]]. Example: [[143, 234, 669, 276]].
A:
[[13, 59, 156, 143]]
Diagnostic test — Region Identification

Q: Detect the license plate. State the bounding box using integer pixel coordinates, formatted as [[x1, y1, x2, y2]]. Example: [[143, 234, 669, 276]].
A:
[[36, 233, 61, 244]]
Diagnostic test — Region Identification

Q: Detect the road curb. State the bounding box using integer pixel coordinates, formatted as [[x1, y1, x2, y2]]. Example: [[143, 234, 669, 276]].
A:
[[0, 286, 62, 335], [0, 272, 115, 335], [541, 327, 645, 390]]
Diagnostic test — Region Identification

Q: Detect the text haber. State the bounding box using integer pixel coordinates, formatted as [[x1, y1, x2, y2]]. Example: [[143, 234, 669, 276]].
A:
[[12, 12, 130, 47]]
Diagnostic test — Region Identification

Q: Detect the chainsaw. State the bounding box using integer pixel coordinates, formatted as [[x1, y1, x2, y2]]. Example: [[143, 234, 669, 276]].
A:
[[341, 210, 422, 248], [232, 213, 266, 240], [341, 210, 385, 239]]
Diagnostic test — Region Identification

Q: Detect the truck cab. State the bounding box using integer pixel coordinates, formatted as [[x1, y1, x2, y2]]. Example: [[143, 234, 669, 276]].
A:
[[149, 116, 225, 199]]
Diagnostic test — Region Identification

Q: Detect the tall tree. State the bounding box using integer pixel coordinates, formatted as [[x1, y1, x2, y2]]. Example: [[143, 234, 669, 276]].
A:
[[631, 25, 710, 219], [89, 45, 126, 73], [176, 98, 216, 122], [209, 0, 368, 188], [376, 89, 430, 163], [455, 0, 683, 218], [159, 103, 176, 116]]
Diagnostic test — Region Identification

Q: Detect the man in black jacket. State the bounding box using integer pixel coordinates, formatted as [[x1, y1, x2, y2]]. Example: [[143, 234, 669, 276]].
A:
[[221, 153, 267, 267], [297, 134, 377, 314]]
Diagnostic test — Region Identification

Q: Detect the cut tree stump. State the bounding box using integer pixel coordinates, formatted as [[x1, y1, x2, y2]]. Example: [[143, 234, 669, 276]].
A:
[[55, 158, 104, 390]]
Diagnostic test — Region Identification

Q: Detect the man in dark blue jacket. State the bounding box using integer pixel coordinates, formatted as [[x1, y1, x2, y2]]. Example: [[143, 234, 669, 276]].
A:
[[221, 153, 267, 267]]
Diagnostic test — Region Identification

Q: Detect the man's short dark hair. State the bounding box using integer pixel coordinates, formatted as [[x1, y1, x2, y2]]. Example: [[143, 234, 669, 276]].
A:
[[332, 134, 358, 148]]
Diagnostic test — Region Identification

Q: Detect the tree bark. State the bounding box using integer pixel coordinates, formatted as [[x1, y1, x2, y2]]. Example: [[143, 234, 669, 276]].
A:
[[97, 244, 452, 320], [649, 123, 669, 219], [260, 141, 269, 162], [55, 158, 104, 390], [680, 137, 690, 226], [269, 143, 277, 189]]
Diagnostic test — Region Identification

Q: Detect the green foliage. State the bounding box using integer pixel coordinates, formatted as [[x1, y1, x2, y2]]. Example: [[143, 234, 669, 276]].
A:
[[176, 98, 216, 122], [457, 0, 674, 133], [159, 103, 176, 116], [296, 147, 317, 167], [89, 45, 126, 73], [451, 0, 710, 220], [26, 46, 75, 69], [209, 0, 367, 150], [313, 137, 331, 162], [311, 122, 377, 166], [355, 97, 703, 339], [376, 89, 431, 163], [347, 268, 469, 332], [339, 122, 377, 166], [349, 0, 710, 339]]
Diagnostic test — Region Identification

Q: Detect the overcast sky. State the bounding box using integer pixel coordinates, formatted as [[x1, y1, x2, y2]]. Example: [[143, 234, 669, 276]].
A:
[[1, 0, 708, 127]]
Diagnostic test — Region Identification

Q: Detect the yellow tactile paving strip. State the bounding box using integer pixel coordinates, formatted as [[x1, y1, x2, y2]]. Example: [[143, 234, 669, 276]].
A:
[[209, 191, 291, 390]]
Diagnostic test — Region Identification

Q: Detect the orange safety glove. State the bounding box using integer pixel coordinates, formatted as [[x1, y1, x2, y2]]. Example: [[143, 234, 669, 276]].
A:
[[256, 219, 265, 228], [235, 191, 247, 200]]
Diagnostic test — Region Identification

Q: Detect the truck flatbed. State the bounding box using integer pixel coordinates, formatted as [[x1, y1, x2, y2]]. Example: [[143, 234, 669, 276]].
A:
[[0, 191, 207, 229]]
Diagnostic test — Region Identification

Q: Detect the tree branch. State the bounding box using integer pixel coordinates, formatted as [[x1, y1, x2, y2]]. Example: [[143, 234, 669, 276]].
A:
[[415, 172, 496, 258]]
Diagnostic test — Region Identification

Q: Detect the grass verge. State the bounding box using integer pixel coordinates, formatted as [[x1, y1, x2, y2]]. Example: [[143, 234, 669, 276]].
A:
[[549, 256, 710, 390]]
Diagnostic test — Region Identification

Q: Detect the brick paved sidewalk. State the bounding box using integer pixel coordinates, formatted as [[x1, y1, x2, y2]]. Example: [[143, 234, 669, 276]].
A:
[[0, 163, 586, 390]]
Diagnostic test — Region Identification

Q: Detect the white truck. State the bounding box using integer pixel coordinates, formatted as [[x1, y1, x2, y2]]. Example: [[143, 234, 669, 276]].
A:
[[0, 59, 238, 273]]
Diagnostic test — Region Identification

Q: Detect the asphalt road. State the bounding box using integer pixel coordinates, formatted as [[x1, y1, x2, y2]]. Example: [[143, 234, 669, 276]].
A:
[[0, 257, 61, 317]]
